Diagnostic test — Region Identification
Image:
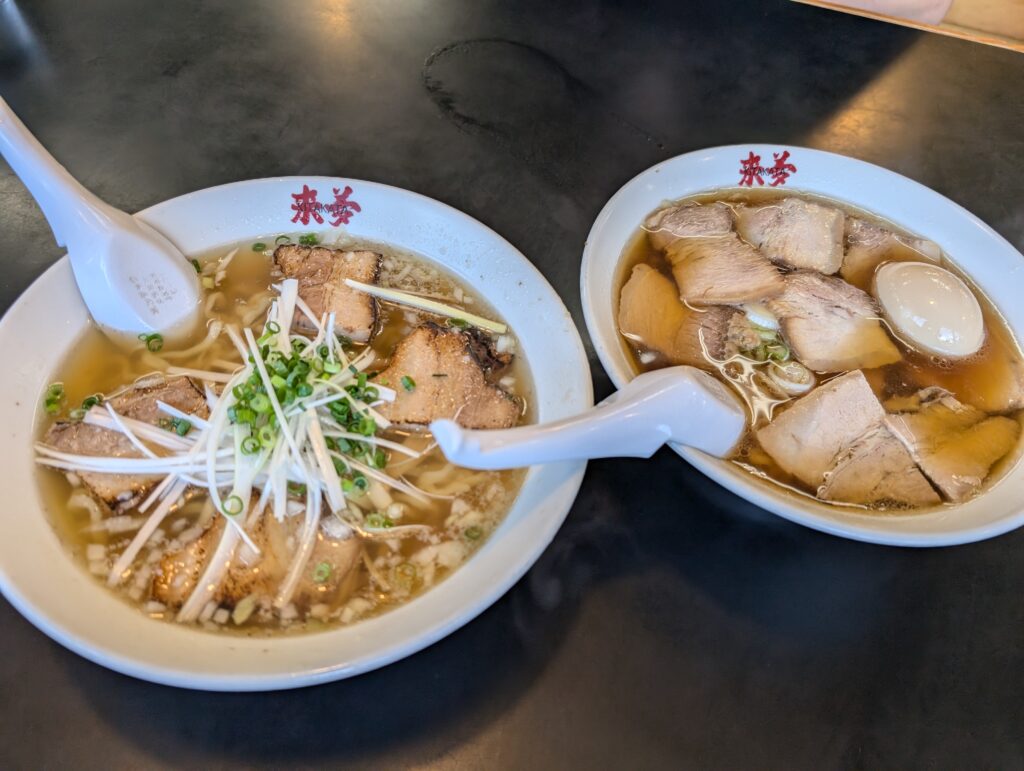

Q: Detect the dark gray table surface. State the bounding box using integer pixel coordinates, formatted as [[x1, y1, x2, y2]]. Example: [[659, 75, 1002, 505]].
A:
[[1, 1, 1023, 768]]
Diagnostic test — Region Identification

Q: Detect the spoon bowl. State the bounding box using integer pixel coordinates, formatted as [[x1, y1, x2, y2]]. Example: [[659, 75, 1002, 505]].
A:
[[0, 97, 202, 345]]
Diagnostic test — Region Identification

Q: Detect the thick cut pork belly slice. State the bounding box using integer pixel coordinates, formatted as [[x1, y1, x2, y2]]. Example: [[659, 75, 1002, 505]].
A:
[[666, 233, 784, 306], [43, 376, 209, 512], [43, 422, 160, 512], [756, 370, 886, 488], [644, 202, 734, 251], [109, 373, 209, 423], [736, 197, 844, 274], [885, 388, 1021, 502], [152, 512, 361, 610], [274, 245, 381, 341], [375, 324, 520, 430], [618, 264, 738, 367], [767, 271, 901, 372], [818, 424, 940, 507]]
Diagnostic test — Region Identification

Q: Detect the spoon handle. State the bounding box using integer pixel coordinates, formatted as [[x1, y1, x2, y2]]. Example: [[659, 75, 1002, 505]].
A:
[[430, 366, 747, 470], [0, 96, 124, 248]]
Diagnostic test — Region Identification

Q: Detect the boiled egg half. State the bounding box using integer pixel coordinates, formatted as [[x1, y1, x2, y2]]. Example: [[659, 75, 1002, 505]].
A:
[[874, 261, 984, 358]]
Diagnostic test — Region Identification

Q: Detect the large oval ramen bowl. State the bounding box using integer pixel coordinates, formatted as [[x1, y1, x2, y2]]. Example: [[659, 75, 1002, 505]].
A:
[[581, 145, 1024, 547], [0, 177, 591, 690]]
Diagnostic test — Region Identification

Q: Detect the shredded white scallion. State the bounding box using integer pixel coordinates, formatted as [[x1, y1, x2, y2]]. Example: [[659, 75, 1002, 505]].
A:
[[343, 279, 507, 334]]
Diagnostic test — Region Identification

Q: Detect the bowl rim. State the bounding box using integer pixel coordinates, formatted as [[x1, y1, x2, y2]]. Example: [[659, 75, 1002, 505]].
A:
[[580, 144, 1024, 547], [0, 175, 592, 690]]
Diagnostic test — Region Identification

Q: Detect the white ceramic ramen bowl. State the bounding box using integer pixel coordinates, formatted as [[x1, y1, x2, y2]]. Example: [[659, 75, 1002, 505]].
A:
[[0, 177, 591, 690], [581, 145, 1024, 547]]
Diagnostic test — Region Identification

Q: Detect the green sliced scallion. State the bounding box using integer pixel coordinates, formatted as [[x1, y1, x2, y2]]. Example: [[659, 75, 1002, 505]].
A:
[[257, 425, 276, 447], [238, 407, 259, 425], [43, 382, 65, 415], [138, 333, 164, 352], [312, 562, 331, 583], [250, 393, 271, 413], [223, 495, 244, 515], [365, 512, 393, 529], [81, 393, 103, 411]]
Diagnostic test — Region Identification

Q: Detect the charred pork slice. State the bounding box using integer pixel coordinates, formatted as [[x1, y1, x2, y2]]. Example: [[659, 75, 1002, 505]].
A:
[[885, 388, 1020, 502], [666, 233, 784, 306], [818, 424, 940, 507], [274, 245, 381, 342], [767, 272, 901, 372], [757, 370, 887, 488], [735, 197, 844, 274], [841, 218, 941, 287], [375, 324, 520, 430], [618, 264, 736, 367], [44, 423, 160, 513], [43, 376, 209, 512], [109, 373, 209, 423], [254, 512, 361, 606], [644, 202, 734, 251], [152, 511, 361, 610]]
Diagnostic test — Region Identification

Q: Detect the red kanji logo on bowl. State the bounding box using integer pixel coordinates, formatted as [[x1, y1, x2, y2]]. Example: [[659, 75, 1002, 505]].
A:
[[290, 184, 362, 227], [738, 150, 797, 187]]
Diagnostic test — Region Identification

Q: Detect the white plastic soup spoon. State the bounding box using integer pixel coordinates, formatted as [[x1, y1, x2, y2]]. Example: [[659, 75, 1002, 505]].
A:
[[0, 97, 202, 346], [431, 366, 747, 470]]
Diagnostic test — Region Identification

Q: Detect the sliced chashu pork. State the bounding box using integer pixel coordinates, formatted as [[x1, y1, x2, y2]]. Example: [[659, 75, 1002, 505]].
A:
[[375, 324, 520, 430], [735, 197, 844, 274], [840, 218, 941, 287], [666, 233, 784, 306], [618, 263, 739, 367], [110, 374, 209, 423], [273, 245, 381, 341], [885, 388, 1020, 502], [644, 202, 734, 251], [758, 370, 938, 506], [152, 510, 361, 610], [768, 271, 901, 372], [43, 375, 209, 512], [818, 424, 941, 507], [757, 370, 888, 488]]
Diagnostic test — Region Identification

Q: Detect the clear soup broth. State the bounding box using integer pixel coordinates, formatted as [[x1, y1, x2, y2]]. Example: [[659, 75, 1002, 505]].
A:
[[38, 235, 530, 635], [616, 188, 1024, 512]]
